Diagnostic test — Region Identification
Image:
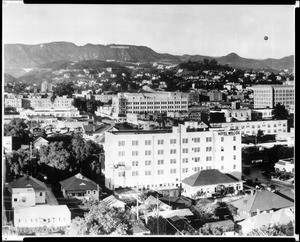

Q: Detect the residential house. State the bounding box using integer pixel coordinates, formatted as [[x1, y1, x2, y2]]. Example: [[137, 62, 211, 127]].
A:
[[8, 176, 47, 209], [231, 190, 294, 219], [14, 205, 71, 228], [3, 136, 12, 153], [99, 195, 126, 209], [144, 195, 172, 211], [33, 137, 49, 149], [60, 173, 100, 200], [202, 219, 235, 235], [132, 220, 151, 235], [181, 169, 243, 199], [159, 196, 195, 210], [237, 207, 294, 235]]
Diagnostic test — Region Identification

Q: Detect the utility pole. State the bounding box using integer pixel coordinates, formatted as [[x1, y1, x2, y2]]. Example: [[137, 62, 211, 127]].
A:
[[30, 142, 32, 176], [156, 194, 159, 235], [136, 183, 139, 220]]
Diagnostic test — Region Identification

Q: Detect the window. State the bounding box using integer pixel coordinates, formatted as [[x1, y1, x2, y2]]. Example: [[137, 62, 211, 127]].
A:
[[233, 136, 236, 141], [158, 150, 164, 155], [206, 156, 212, 161], [182, 138, 188, 143], [206, 137, 212, 142], [194, 167, 201, 172], [158, 170, 164, 175], [145, 140, 151, 145], [194, 157, 200, 162], [182, 168, 188, 173], [145, 170, 151, 176], [233, 164, 236, 169], [206, 147, 212, 152], [170, 139, 176, 144], [22, 197, 26, 202], [170, 149, 176, 154], [221, 137, 224, 142], [119, 172, 125, 177], [221, 147, 224, 152], [132, 171, 139, 176], [221, 166, 224, 171], [118, 151, 125, 157], [194, 147, 200, 152], [158, 139, 164, 145], [145, 160, 151, 166], [132, 161, 138, 166], [158, 159, 164, 165], [233, 155, 236, 160], [194, 138, 200, 143], [132, 140, 138, 146], [182, 158, 188, 163], [132, 151, 138, 156], [40, 192, 43, 196], [14, 198, 17, 202], [170, 159, 176, 164], [118, 141, 125, 146], [221, 156, 224, 161], [233, 146, 236, 151], [145, 150, 151, 156], [182, 148, 188, 153], [170, 169, 176, 174]]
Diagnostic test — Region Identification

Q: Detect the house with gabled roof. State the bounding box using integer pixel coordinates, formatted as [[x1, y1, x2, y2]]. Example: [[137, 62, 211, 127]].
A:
[[181, 169, 243, 198], [8, 176, 47, 208], [60, 173, 100, 200], [99, 195, 126, 209], [33, 137, 49, 149], [238, 207, 294, 235], [231, 190, 294, 219]]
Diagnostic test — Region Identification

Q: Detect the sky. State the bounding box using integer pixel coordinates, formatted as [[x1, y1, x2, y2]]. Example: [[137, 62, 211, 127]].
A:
[[3, 3, 295, 59]]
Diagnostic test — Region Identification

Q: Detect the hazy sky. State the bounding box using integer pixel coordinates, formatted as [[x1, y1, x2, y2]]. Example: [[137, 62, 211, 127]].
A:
[[3, 3, 295, 59]]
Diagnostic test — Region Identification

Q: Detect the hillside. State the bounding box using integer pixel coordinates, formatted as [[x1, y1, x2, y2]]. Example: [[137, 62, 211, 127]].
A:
[[4, 42, 294, 78]]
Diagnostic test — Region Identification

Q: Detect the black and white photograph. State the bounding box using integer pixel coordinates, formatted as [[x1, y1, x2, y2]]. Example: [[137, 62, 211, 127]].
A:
[[2, 2, 296, 239]]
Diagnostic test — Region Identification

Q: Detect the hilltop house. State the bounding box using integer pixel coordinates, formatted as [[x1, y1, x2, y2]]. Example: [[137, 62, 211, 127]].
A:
[[60, 173, 100, 200], [8, 176, 47, 209]]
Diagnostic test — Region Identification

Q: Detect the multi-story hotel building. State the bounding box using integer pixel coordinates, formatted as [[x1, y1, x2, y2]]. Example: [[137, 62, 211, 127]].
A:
[[111, 92, 189, 115], [252, 85, 294, 109], [210, 119, 288, 135], [4, 94, 22, 109], [103, 122, 242, 191]]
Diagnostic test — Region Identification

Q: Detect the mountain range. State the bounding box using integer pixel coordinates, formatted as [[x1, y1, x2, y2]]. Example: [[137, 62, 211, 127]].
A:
[[4, 41, 294, 77]]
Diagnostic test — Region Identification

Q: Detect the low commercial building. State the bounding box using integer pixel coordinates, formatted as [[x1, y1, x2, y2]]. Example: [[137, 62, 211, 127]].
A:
[[275, 158, 294, 173], [14, 205, 71, 228], [181, 169, 243, 198], [251, 108, 273, 120]]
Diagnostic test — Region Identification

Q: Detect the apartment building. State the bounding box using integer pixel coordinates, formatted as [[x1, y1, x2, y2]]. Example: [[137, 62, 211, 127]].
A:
[[20, 107, 80, 118], [4, 95, 22, 109], [111, 92, 189, 115], [210, 119, 288, 135], [23, 96, 74, 109], [103, 122, 242, 191], [92, 94, 115, 103], [252, 85, 294, 109]]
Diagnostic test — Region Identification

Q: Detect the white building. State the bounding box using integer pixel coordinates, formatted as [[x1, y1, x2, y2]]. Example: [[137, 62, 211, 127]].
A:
[[275, 158, 294, 173], [3, 136, 12, 153], [103, 122, 242, 191], [4, 96, 22, 108], [251, 108, 273, 120], [20, 107, 80, 118], [111, 92, 189, 115], [23, 96, 74, 109], [93, 94, 115, 103], [210, 119, 288, 136], [14, 205, 71, 228], [251, 85, 294, 110]]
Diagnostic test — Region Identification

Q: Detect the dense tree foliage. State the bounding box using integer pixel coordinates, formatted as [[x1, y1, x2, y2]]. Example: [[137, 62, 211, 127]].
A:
[[246, 222, 294, 236], [145, 216, 167, 235], [178, 59, 233, 72], [66, 205, 133, 235], [53, 82, 75, 97], [4, 118, 29, 141], [272, 103, 289, 120]]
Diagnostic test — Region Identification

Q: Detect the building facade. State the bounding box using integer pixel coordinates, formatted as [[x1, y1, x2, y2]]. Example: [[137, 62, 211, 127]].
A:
[[23, 96, 74, 109], [210, 119, 288, 136], [252, 85, 294, 110], [111, 92, 189, 115], [104, 122, 242, 191], [4, 96, 22, 109]]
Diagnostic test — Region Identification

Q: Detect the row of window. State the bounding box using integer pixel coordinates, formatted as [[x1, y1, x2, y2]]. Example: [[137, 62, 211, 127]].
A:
[[127, 101, 188, 105], [126, 164, 239, 176], [18, 217, 67, 223]]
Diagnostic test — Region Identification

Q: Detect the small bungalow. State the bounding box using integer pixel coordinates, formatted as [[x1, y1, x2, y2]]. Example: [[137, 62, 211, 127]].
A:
[[202, 219, 235, 235], [181, 169, 243, 199], [33, 137, 49, 149], [60, 173, 100, 200], [231, 190, 294, 219]]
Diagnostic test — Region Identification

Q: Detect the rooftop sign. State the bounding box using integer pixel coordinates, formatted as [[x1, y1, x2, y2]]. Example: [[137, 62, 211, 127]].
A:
[[218, 131, 240, 136]]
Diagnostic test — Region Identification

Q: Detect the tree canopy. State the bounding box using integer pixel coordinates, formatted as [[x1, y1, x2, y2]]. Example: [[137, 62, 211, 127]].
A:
[[66, 205, 133, 235], [246, 222, 294, 236], [4, 118, 29, 141], [272, 103, 289, 120]]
